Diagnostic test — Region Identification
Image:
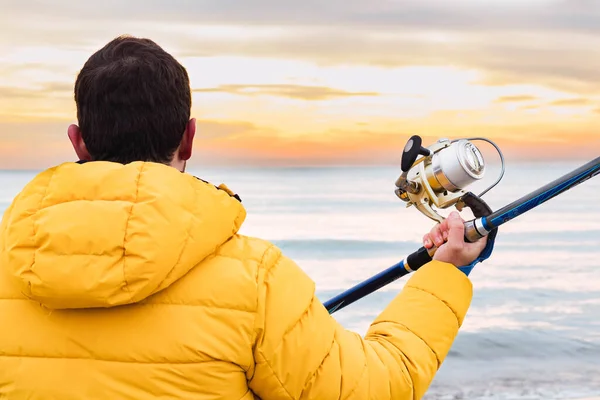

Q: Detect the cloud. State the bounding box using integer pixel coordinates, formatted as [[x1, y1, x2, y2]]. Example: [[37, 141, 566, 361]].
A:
[[2, 0, 600, 97], [173, 30, 600, 95], [495, 95, 538, 103], [548, 97, 592, 106], [0, 82, 73, 100], [0, 63, 64, 76], [195, 119, 270, 139], [3, 0, 600, 33], [495, 96, 597, 111], [495, 95, 597, 110], [193, 84, 379, 100]]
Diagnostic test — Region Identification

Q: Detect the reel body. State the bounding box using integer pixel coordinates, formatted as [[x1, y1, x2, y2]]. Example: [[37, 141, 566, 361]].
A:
[[395, 136, 504, 223]]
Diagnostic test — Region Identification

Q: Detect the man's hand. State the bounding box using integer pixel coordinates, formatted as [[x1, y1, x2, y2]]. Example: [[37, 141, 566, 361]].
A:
[[423, 211, 488, 267]]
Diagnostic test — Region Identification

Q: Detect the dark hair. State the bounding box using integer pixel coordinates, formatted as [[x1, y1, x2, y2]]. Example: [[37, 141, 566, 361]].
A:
[[74, 35, 191, 164]]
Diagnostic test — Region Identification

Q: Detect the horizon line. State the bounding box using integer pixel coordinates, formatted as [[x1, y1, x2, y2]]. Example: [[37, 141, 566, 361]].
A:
[[0, 157, 594, 173]]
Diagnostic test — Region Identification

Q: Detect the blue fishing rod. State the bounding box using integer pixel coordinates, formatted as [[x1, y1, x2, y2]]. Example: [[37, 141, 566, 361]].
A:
[[325, 135, 600, 314]]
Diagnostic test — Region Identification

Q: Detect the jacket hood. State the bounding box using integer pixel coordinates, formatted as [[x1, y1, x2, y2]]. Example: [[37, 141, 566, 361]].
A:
[[0, 161, 246, 309]]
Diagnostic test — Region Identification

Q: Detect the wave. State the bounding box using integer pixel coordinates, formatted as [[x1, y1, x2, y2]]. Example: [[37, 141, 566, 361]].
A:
[[447, 329, 600, 360], [426, 330, 600, 399], [270, 233, 600, 260], [271, 239, 417, 259]]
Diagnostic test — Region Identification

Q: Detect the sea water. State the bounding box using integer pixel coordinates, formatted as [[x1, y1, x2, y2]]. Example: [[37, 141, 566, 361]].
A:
[[1, 161, 599, 399]]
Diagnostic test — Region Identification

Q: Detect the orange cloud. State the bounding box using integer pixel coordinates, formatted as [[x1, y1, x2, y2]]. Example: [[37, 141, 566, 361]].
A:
[[195, 119, 268, 138], [0, 83, 72, 99], [494, 95, 538, 103], [193, 84, 379, 100], [548, 98, 592, 106]]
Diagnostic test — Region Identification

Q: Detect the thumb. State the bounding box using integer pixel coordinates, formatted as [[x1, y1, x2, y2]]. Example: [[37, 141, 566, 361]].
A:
[[446, 212, 465, 245]]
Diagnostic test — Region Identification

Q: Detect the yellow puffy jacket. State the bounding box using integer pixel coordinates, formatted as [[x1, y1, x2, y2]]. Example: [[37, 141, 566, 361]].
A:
[[0, 161, 472, 399]]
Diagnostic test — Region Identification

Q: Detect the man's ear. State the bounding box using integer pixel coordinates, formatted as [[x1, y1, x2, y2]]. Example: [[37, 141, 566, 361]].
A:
[[177, 118, 196, 161], [67, 124, 92, 161]]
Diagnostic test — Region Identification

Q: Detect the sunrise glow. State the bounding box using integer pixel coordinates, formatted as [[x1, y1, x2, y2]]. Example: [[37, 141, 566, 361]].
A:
[[1, 1, 599, 169]]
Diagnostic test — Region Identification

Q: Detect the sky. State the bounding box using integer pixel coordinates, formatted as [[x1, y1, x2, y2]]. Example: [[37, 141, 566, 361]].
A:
[[1, 0, 599, 169]]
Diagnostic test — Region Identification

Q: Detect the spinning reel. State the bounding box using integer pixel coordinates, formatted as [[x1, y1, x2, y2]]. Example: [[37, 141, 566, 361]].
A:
[[395, 135, 505, 223]]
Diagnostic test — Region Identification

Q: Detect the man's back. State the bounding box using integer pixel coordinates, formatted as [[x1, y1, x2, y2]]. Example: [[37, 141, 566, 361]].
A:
[[0, 35, 488, 399], [0, 160, 474, 399]]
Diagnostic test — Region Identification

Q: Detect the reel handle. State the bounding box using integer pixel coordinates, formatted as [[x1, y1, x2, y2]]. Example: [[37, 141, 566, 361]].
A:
[[401, 135, 431, 172]]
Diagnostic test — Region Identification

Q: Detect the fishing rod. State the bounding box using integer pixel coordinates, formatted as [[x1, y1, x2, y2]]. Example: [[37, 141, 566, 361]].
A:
[[324, 135, 600, 314]]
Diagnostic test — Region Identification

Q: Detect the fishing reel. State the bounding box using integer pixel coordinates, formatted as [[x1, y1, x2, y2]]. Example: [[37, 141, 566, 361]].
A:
[[395, 135, 505, 223]]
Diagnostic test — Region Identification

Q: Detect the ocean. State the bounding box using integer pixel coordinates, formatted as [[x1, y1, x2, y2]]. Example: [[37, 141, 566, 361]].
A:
[[1, 160, 599, 399]]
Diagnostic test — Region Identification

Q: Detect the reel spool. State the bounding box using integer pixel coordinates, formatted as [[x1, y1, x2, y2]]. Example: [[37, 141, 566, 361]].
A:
[[395, 136, 505, 223]]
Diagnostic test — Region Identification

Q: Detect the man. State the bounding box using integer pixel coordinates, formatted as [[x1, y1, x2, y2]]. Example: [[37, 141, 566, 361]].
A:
[[0, 35, 490, 399]]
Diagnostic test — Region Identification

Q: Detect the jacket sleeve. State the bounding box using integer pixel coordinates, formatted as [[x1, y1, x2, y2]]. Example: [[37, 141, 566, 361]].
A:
[[248, 245, 472, 400]]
